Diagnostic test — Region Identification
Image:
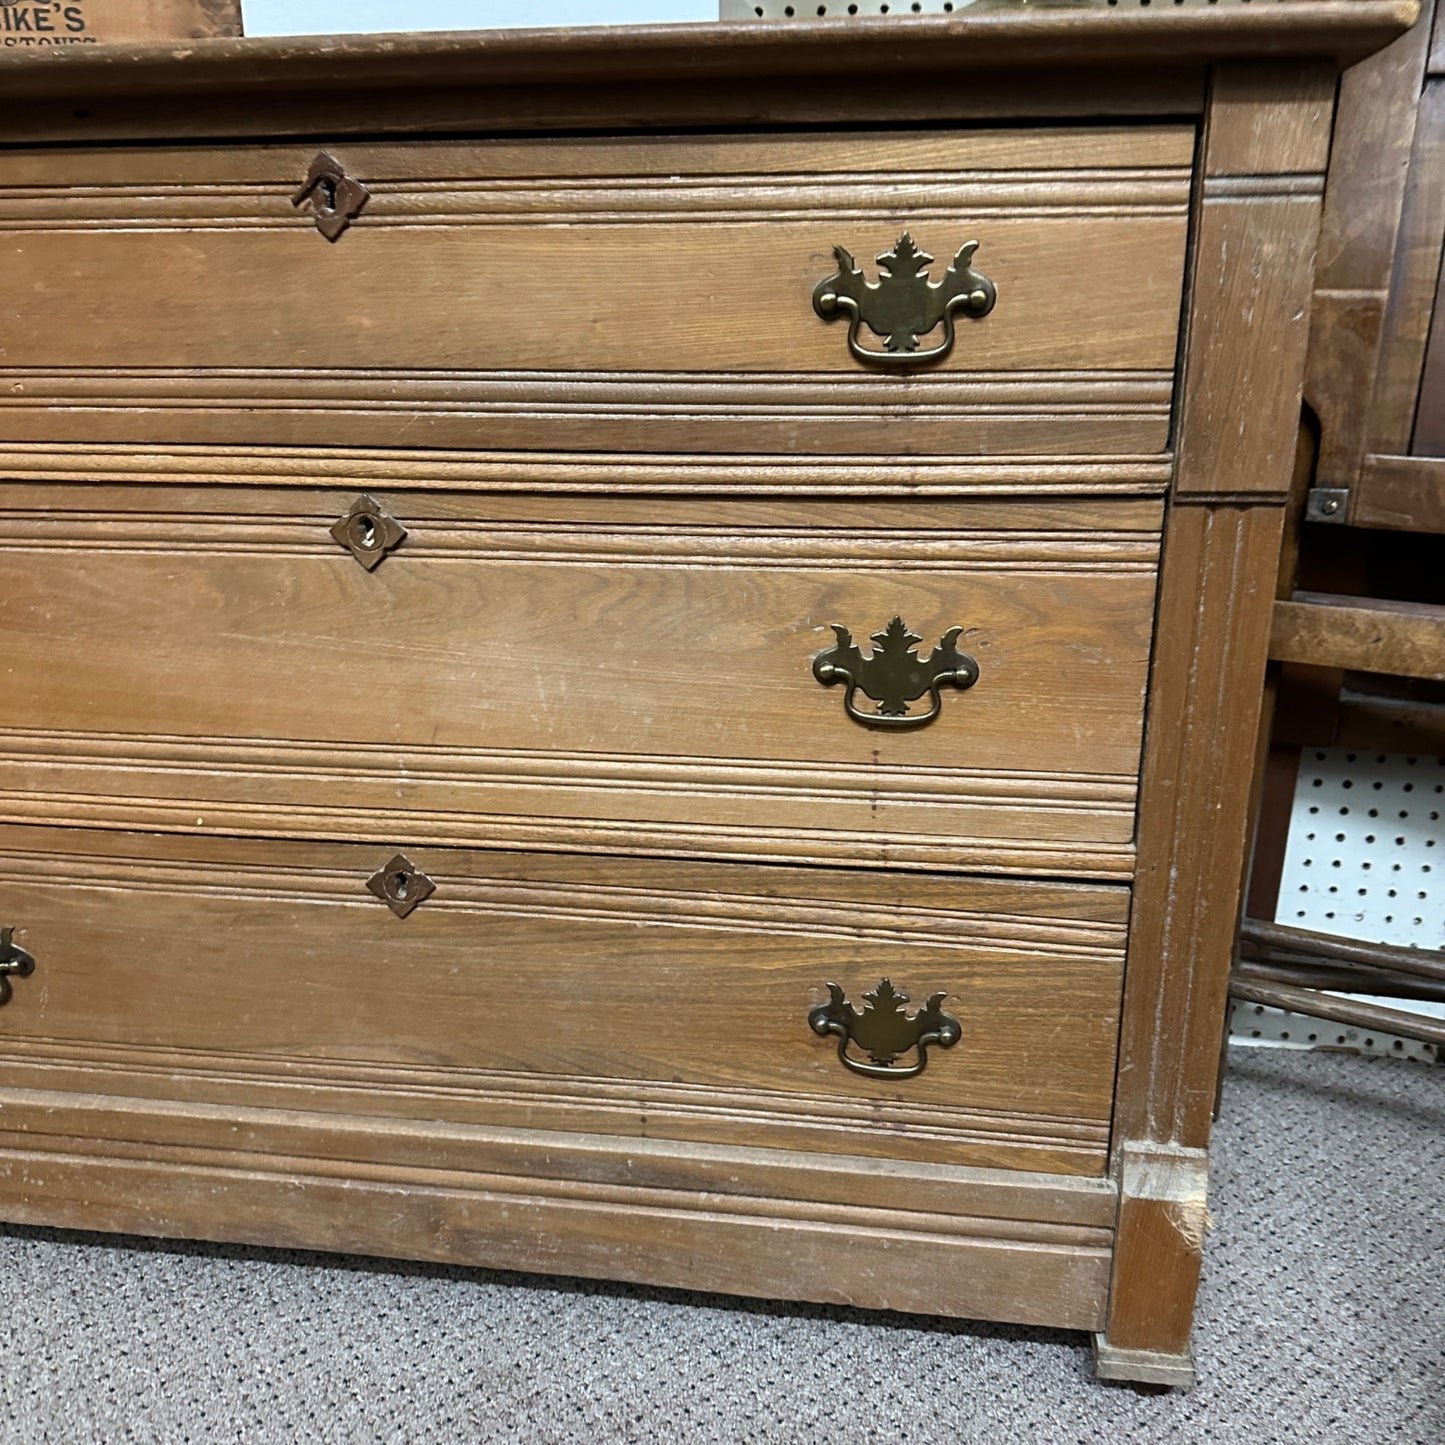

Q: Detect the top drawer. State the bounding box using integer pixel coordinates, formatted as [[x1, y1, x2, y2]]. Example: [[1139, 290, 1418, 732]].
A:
[[0, 126, 1192, 457]]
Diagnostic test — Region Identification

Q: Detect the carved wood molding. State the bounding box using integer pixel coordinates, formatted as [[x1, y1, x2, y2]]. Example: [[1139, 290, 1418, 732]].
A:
[[0, 443, 1175, 495]]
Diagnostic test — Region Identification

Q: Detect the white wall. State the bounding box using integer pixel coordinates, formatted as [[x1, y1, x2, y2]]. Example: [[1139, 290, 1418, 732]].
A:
[[243, 0, 714, 34]]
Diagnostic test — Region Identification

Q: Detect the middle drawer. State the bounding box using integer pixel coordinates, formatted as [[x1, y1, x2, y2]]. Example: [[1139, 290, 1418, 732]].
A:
[[0, 489, 1160, 878]]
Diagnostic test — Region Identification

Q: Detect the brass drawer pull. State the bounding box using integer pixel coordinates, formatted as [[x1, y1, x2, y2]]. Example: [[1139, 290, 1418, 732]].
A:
[[812, 232, 996, 367], [809, 978, 961, 1080], [0, 928, 35, 1006], [813, 615, 979, 729]]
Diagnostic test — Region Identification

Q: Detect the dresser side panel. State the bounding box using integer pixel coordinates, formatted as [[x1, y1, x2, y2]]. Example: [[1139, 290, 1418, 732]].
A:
[[1105, 61, 1333, 1364]]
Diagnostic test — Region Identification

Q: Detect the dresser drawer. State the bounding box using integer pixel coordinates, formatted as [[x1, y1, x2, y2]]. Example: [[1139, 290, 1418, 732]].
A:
[[0, 126, 1190, 456], [0, 828, 1127, 1176], [0, 490, 1160, 877]]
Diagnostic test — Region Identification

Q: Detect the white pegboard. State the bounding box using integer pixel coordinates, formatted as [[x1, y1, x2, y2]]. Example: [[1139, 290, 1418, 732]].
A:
[[720, 0, 1308, 19], [1279, 749, 1442, 946], [1231, 749, 1444, 1062], [1230, 997, 1438, 1063]]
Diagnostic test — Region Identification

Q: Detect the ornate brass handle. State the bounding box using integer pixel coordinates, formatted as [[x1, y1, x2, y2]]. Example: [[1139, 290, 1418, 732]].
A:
[[813, 615, 979, 729], [809, 979, 961, 1080], [812, 232, 996, 367], [0, 928, 35, 1007]]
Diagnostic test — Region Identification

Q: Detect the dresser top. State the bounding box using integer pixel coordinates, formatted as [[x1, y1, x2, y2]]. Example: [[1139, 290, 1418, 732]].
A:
[[0, 5, 1417, 101]]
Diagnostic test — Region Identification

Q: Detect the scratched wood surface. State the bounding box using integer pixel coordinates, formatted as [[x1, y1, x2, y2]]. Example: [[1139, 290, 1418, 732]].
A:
[[0, 826, 1127, 1176], [0, 9, 1414, 1383], [1101, 60, 1334, 1378], [0, 130, 1191, 456], [0, 1088, 1117, 1329], [0, 489, 1160, 875]]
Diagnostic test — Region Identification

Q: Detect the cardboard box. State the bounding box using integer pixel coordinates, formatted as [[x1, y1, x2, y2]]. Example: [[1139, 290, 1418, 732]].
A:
[[0, 1, 242, 48]]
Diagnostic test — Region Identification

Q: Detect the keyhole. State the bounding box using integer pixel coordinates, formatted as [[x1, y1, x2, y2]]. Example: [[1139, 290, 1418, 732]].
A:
[[350, 513, 380, 550], [316, 175, 339, 213], [390, 871, 410, 901]]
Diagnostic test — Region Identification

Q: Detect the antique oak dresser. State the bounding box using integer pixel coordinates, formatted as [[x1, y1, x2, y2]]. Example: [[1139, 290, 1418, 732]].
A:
[[0, 5, 1414, 1387]]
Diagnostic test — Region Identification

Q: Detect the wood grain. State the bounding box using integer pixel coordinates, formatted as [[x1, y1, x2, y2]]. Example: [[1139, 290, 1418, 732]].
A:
[[0, 9, 1414, 101], [1173, 63, 1333, 501], [1306, 7, 1432, 487], [1366, 80, 1445, 457], [1411, 217, 1445, 453], [0, 221, 1184, 373], [0, 1081, 1119, 1223], [0, 730, 1142, 878], [1174, 188, 1323, 499], [1204, 61, 1336, 178], [1354, 453, 1445, 531], [1315, 2, 1432, 291], [0, 1034, 1111, 1177], [0, 370, 1176, 458], [0, 484, 1168, 533], [1304, 291, 1390, 488], [0, 221, 1186, 376], [1114, 504, 1286, 1147], [0, 445, 1175, 497], [1229, 977, 1445, 1046], [0, 831, 1128, 1173], [1102, 65, 1331, 1368], [0, 69, 1208, 148], [0, 1090, 1115, 1329], [0, 1089, 1114, 1229], [1103, 511, 1288, 1360], [0, 129, 1191, 458], [1, 129, 1196, 187], [1270, 592, 1445, 678], [1099, 1144, 1209, 1365], [1334, 690, 1445, 752], [0, 499, 1160, 870], [1103, 520, 1288, 1364], [0, 8, 1407, 1376]]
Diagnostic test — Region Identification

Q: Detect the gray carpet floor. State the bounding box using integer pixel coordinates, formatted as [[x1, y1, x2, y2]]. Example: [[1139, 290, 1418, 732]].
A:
[[0, 1047, 1440, 1444]]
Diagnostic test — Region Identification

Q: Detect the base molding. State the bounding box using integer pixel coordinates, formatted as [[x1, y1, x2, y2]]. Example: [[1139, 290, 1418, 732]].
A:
[[0, 1086, 1115, 1333], [1092, 1334, 1197, 1388]]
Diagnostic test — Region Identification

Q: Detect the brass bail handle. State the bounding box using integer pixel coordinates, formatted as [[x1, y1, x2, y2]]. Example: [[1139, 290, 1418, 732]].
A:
[[0, 927, 35, 1007], [812, 232, 997, 367], [809, 979, 962, 1080], [813, 616, 980, 729]]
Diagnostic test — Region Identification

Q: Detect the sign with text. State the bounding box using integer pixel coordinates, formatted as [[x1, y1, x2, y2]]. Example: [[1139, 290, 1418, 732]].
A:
[[0, 0, 242, 46]]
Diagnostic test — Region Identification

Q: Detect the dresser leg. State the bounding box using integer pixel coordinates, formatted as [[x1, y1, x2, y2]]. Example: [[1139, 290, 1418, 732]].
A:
[[1094, 1142, 1209, 1388], [1092, 1335, 1196, 1390]]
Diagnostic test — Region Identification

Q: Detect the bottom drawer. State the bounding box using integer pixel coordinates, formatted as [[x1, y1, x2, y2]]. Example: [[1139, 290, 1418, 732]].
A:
[[0, 826, 1127, 1176]]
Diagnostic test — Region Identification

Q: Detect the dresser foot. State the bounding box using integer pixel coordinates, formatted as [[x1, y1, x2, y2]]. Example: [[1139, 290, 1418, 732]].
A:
[[1098, 1142, 1209, 1387], [1092, 1334, 1196, 1389]]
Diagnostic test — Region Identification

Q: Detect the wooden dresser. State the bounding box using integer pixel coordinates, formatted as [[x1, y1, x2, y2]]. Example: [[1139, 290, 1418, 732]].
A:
[[0, 7, 1414, 1387]]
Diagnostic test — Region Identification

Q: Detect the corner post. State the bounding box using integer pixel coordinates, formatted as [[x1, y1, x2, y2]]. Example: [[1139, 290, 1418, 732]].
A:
[[1097, 59, 1337, 1387]]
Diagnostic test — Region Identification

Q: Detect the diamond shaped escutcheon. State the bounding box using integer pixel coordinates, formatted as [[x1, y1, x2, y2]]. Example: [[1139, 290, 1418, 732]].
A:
[[366, 855, 436, 919], [330, 496, 406, 571], [293, 151, 370, 241]]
